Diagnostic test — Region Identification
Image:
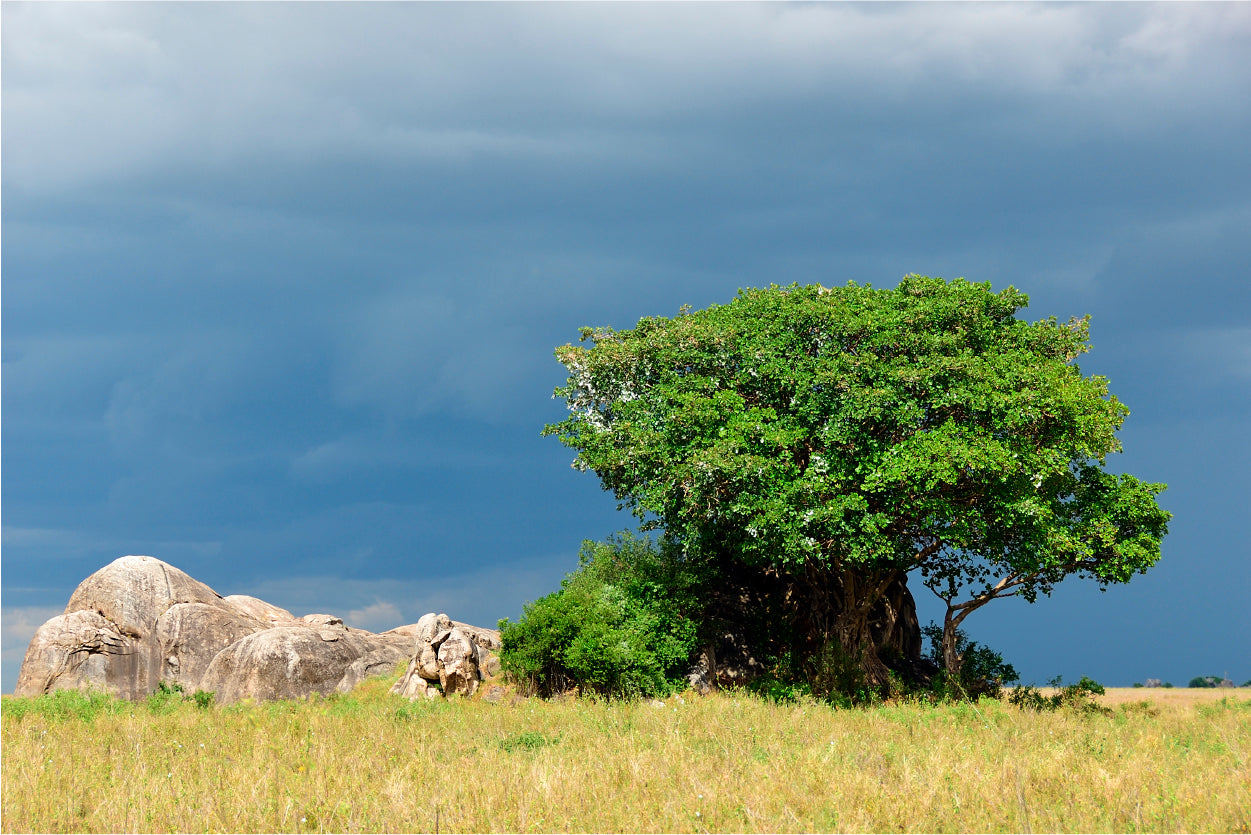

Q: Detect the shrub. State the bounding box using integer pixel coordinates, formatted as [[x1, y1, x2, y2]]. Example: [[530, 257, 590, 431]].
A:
[[1009, 676, 1107, 714], [921, 622, 1019, 700], [499, 532, 705, 699], [1188, 676, 1223, 688]]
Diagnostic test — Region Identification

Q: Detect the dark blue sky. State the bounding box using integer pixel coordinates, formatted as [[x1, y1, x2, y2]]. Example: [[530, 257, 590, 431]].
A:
[[4, 3, 1249, 692]]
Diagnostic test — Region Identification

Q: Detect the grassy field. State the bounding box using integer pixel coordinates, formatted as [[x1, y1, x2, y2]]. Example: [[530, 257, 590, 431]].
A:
[[2, 677, 1248, 834]]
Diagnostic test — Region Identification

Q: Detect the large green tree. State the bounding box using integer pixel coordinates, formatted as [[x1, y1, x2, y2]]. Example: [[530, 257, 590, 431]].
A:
[[544, 276, 1169, 684]]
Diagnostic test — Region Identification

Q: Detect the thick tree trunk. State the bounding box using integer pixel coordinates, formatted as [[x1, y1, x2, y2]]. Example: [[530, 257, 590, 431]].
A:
[[700, 561, 926, 692], [801, 563, 922, 690]]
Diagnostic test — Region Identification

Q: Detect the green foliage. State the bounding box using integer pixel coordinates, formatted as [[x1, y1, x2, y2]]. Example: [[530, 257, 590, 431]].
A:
[[546, 276, 1166, 580], [1008, 676, 1107, 714], [1, 688, 131, 722], [1188, 676, 1227, 688], [922, 622, 1019, 699], [498, 532, 705, 698], [147, 681, 188, 714], [193, 689, 215, 709]]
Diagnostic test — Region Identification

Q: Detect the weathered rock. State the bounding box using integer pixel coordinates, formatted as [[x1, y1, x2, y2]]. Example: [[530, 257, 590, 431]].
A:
[[223, 595, 297, 625], [301, 614, 344, 628], [414, 612, 453, 644], [475, 642, 502, 679], [437, 627, 479, 696], [18, 557, 498, 705], [156, 602, 271, 691], [452, 621, 502, 651], [416, 641, 441, 680], [16, 556, 238, 699], [199, 625, 407, 703], [15, 610, 130, 697], [388, 613, 506, 700], [336, 647, 412, 694]]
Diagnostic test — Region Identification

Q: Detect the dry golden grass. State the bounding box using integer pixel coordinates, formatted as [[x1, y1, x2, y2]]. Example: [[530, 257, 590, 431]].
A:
[[2, 676, 1248, 834], [1097, 686, 1250, 708]]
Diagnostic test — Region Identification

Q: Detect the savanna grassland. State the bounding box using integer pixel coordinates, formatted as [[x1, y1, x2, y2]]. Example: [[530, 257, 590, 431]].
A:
[[2, 676, 1248, 834]]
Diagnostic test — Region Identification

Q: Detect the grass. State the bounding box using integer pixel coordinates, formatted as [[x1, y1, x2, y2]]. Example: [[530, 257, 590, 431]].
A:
[[2, 675, 1248, 833]]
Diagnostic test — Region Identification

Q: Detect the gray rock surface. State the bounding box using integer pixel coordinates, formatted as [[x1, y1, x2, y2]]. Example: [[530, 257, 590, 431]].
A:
[[198, 625, 408, 702], [14, 555, 494, 704], [18, 556, 236, 700]]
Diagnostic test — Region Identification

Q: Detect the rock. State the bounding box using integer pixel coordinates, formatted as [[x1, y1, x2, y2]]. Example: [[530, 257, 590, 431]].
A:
[[452, 621, 502, 651], [437, 627, 479, 696], [156, 602, 271, 691], [301, 614, 345, 628], [223, 595, 296, 625], [335, 647, 411, 694], [1145, 678, 1163, 688], [475, 643, 501, 679], [199, 625, 407, 703], [686, 645, 716, 696], [414, 612, 453, 644], [417, 641, 441, 680], [390, 658, 428, 699], [16, 556, 239, 700], [18, 557, 499, 705], [14, 610, 129, 698]]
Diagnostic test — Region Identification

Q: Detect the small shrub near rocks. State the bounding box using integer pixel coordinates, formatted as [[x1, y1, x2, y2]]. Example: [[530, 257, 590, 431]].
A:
[[498, 532, 705, 699]]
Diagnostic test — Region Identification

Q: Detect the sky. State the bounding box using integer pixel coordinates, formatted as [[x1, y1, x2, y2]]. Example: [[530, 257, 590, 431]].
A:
[[3, 2, 1249, 694]]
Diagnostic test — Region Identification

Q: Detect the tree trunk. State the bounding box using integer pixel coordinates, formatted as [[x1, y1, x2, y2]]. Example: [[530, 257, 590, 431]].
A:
[[941, 606, 965, 682], [700, 560, 925, 692], [804, 563, 903, 689]]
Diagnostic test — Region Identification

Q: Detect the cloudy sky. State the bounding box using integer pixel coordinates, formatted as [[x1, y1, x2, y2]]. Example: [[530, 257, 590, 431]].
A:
[[3, 2, 1248, 693]]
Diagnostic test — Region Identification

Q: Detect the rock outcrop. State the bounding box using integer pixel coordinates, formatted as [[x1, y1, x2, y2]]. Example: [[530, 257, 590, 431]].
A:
[[389, 612, 502, 699], [15, 555, 497, 704]]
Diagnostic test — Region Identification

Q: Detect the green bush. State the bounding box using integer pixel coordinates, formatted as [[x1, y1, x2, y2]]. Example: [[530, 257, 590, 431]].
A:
[[921, 622, 1019, 700], [499, 532, 705, 699], [1188, 676, 1223, 688], [1009, 676, 1107, 714]]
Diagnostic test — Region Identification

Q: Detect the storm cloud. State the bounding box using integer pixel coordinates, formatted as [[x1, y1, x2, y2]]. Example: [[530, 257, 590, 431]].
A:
[[4, 2, 1249, 691]]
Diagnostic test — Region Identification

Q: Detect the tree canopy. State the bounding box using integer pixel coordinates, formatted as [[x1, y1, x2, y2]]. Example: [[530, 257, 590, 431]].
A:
[[544, 276, 1169, 684]]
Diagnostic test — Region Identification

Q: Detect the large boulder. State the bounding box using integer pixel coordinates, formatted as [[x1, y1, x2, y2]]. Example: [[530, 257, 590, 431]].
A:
[[198, 624, 408, 703], [14, 555, 489, 704], [16, 556, 241, 700], [389, 613, 503, 700]]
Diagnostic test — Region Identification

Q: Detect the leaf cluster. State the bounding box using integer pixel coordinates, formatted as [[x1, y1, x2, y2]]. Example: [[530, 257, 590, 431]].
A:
[[497, 533, 706, 698], [545, 276, 1168, 604]]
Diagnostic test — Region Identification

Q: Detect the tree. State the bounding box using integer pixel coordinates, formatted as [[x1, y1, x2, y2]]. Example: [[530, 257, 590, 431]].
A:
[[544, 276, 1169, 686]]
